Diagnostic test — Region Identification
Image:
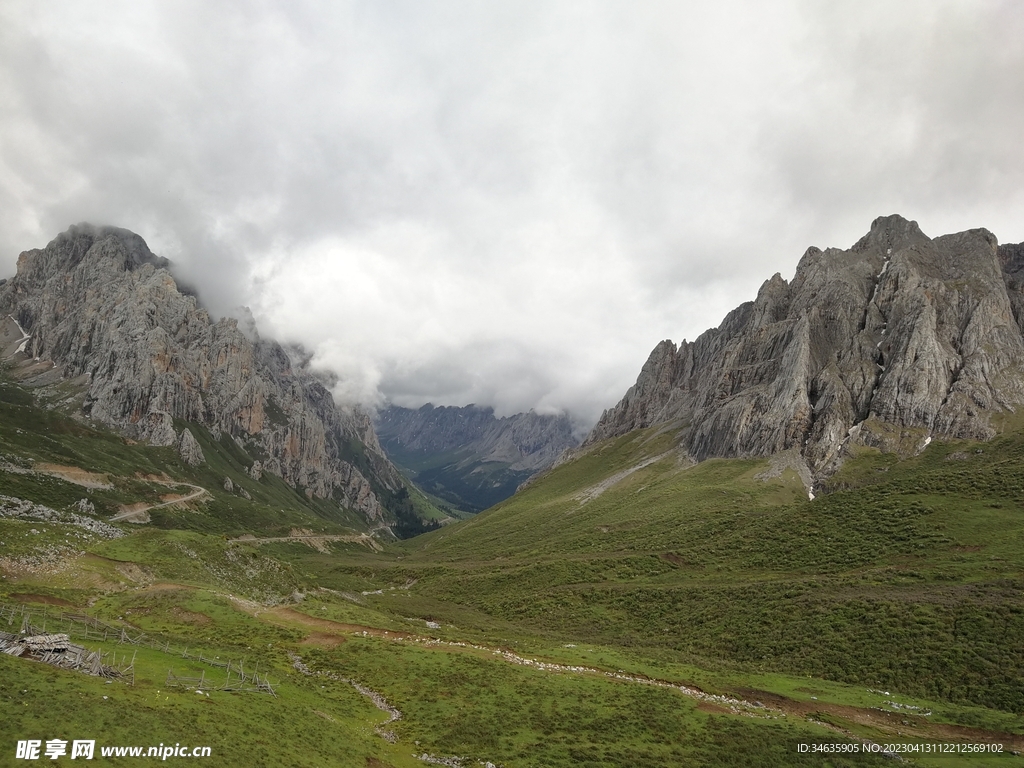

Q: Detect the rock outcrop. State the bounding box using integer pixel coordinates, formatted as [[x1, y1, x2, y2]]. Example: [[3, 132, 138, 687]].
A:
[[0, 224, 404, 525], [177, 428, 205, 467], [587, 215, 1024, 481]]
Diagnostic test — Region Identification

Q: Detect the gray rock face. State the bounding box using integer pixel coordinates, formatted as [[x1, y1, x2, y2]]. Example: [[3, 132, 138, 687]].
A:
[[145, 410, 177, 447], [376, 404, 579, 474], [375, 403, 580, 512], [0, 224, 404, 525], [177, 428, 206, 467], [587, 215, 1024, 479]]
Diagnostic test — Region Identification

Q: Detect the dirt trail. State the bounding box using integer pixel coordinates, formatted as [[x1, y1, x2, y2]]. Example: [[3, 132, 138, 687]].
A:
[[110, 482, 207, 522], [261, 602, 1024, 751], [0, 456, 209, 523], [263, 606, 413, 639], [231, 532, 380, 552]]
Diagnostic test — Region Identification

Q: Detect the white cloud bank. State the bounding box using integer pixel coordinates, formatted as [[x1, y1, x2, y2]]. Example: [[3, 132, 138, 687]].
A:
[[2, 1, 1023, 426]]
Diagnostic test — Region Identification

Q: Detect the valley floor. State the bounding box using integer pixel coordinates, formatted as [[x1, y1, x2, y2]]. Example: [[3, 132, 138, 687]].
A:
[[4, 374, 1024, 766], [2, 576, 1021, 768]]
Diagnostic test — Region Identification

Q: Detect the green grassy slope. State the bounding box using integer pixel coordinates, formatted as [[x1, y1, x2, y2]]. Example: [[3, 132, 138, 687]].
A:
[[5, 366, 1024, 766], [377, 427, 1024, 716], [381, 441, 535, 514], [0, 370, 449, 538]]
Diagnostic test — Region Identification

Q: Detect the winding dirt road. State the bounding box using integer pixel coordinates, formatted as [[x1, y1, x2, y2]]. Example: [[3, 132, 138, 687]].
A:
[[110, 482, 208, 522]]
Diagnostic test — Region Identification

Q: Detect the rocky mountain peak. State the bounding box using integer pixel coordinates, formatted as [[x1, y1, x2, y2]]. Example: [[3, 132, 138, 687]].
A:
[[586, 216, 1024, 486], [14, 224, 169, 286], [854, 213, 929, 253], [1, 224, 405, 528]]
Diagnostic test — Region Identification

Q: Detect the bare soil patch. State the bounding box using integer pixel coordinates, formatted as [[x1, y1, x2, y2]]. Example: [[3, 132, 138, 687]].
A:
[[114, 562, 152, 583], [300, 631, 346, 648], [111, 505, 151, 524], [735, 688, 1024, 748], [35, 463, 113, 489], [8, 592, 76, 607], [170, 607, 212, 625], [264, 606, 412, 640]]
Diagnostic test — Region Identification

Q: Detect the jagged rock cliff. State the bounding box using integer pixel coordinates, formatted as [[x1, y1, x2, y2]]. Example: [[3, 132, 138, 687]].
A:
[[0, 224, 403, 525], [587, 215, 1024, 481], [376, 403, 579, 512], [377, 404, 578, 473]]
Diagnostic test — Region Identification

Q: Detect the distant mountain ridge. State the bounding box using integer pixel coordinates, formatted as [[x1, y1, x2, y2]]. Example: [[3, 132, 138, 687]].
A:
[[0, 224, 411, 530], [375, 403, 579, 512], [587, 215, 1024, 486], [377, 403, 578, 472]]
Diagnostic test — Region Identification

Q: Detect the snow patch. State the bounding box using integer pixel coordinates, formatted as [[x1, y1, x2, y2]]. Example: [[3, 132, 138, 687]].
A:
[[6, 314, 31, 357], [7, 314, 28, 338]]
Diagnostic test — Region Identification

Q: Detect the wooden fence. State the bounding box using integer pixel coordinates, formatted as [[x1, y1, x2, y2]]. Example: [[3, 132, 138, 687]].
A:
[[0, 602, 275, 696]]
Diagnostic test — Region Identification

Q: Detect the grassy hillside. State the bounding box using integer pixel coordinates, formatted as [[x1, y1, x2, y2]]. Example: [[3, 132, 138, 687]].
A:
[[4, 368, 1024, 766], [381, 441, 535, 514], [375, 427, 1024, 716], [0, 370, 453, 538]]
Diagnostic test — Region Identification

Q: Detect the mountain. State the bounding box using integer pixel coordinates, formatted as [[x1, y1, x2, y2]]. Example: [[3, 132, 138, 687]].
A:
[[378, 215, 1024, 726], [0, 223, 420, 533], [375, 403, 579, 512], [586, 215, 1024, 487], [6, 216, 1024, 765]]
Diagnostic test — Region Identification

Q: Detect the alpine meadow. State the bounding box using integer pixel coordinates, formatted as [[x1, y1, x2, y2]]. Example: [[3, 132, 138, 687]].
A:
[[4, 3, 1024, 766], [3, 217, 1024, 766]]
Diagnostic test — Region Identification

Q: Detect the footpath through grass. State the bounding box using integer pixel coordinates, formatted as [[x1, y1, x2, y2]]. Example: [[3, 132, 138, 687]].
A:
[[368, 427, 1024, 721], [5, 371, 1024, 765]]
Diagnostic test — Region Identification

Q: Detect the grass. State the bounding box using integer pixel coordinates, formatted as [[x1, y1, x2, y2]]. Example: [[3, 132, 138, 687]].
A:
[[310, 635, 892, 768], [6, 367, 1024, 765], [356, 425, 1024, 718], [0, 628, 423, 767], [91, 530, 300, 602], [0, 597, 893, 768], [381, 441, 539, 514]]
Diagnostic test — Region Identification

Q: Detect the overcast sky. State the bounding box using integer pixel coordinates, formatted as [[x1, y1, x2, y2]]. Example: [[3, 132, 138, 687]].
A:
[[2, 1, 1023, 427]]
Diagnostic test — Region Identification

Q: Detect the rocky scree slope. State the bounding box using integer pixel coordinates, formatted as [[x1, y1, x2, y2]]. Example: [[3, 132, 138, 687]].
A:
[[0, 224, 403, 526], [587, 215, 1024, 482]]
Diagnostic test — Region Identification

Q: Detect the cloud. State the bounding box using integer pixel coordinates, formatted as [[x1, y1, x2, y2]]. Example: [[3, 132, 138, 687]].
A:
[[2, 1, 1023, 426]]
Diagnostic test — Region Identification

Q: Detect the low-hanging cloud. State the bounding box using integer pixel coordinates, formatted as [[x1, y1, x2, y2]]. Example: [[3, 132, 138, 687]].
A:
[[2, 1, 1023, 428]]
